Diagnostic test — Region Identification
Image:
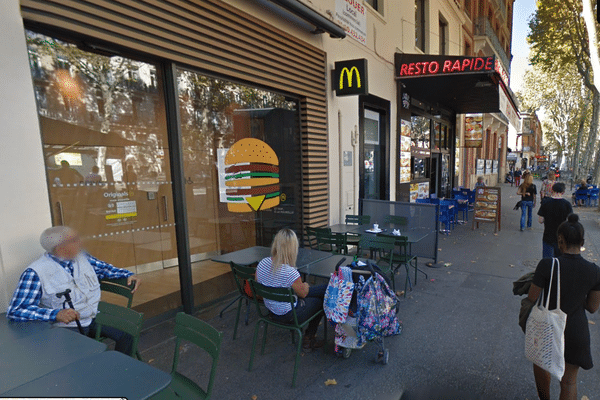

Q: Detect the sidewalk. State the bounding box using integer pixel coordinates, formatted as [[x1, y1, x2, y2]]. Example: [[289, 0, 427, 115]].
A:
[[138, 181, 600, 400]]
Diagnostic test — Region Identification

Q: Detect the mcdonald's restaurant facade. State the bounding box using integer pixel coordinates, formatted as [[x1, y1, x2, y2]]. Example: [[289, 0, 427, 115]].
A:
[[1, 0, 514, 319]]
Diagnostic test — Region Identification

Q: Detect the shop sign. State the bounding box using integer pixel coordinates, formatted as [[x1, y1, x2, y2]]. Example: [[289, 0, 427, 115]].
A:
[[464, 114, 483, 148], [499, 86, 519, 129], [397, 56, 495, 78], [495, 59, 509, 87], [334, 59, 368, 96], [334, 0, 367, 45]]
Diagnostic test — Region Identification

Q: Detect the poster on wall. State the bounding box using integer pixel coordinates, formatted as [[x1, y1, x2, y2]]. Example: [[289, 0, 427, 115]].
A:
[[400, 120, 412, 183], [485, 160, 493, 174], [418, 182, 429, 199], [334, 0, 367, 45], [464, 113, 483, 148], [476, 159, 485, 176], [492, 160, 499, 174], [410, 183, 419, 202]]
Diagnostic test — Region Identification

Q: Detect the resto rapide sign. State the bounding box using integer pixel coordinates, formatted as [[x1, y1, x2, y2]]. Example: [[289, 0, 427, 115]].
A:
[[397, 55, 496, 78]]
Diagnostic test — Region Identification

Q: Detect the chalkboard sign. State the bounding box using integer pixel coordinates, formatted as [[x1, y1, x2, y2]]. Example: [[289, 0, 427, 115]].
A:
[[472, 186, 501, 232]]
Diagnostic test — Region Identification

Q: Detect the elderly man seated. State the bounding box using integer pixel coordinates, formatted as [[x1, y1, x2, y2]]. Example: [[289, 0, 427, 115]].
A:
[[7, 226, 141, 355]]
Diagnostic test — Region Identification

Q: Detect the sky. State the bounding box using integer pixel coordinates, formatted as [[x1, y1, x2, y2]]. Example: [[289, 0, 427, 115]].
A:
[[510, 0, 538, 92]]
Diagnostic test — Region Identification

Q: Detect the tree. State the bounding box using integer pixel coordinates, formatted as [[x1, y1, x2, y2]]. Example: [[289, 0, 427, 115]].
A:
[[528, 0, 600, 182]]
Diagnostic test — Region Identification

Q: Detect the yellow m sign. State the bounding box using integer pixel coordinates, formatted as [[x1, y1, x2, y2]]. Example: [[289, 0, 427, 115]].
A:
[[339, 66, 361, 90], [334, 59, 368, 96]]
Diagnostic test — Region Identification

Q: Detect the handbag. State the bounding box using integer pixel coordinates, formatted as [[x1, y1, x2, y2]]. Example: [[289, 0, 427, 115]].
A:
[[323, 269, 354, 323], [525, 258, 567, 379], [513, 200, 522, 210]]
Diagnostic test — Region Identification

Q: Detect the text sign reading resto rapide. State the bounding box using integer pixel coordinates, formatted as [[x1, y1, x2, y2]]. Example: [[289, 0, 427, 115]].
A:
[[397, 56, 496, 78]]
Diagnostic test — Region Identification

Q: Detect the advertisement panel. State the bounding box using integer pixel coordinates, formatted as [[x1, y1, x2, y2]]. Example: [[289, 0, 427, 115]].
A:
[[334, 0, 367, 45], [465, 114, 483, 148]]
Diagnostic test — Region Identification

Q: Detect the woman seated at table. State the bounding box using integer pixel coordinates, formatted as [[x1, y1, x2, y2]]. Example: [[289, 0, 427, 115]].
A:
[[256, 228, 327, 350], [574, 180, 589, 207]]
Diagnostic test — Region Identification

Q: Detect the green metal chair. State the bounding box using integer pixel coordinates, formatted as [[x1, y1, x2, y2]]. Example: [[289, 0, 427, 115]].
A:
[[357, 235, 397, 291], [94, 301, 144, 359], [248, 280, 326, 388], [345, 214, 371, 225], [100, 278, 135, 308], [344, 214, 370, 248], [316, 230, 348, 254], [230, 262, 262, 340], [305, 226, 331, 249], [159, 312, 223, 400], [389, 235, 423, 297]]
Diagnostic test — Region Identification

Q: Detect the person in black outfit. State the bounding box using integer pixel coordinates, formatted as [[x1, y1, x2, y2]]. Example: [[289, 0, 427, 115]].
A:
[[527, 214, 600, 400], [537, 182, 573, 259]]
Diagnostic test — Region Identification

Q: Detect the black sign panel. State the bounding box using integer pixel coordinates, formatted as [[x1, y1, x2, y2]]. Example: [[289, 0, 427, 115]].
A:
[[333, 59, 368, 96]]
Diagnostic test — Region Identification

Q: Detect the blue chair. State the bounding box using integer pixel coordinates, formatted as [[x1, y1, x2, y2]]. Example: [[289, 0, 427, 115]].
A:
[[415, 198, 430, 204], [575, 189, 590, 207], [590, 188, 599, 206], [452, 193, 469, 222], [438, 200, 456, 234]]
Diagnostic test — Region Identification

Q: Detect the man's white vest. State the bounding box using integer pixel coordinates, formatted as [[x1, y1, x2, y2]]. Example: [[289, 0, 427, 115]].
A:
[[30, 253, 101, 328]]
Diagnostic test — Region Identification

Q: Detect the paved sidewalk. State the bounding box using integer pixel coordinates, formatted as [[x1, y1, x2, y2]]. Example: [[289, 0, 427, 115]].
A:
[[139, 181, 600, 400]]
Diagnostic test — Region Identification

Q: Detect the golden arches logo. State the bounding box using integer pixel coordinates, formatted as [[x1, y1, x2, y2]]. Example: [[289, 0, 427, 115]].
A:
[[339, 66, 361, 90]]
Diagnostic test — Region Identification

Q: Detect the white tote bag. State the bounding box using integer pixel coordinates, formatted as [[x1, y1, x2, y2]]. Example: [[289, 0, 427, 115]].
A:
[[525, 258, 567, 379]]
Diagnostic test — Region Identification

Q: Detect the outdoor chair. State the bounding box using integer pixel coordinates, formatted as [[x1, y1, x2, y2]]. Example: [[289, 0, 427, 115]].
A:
[[230, 262, 262, 340], [590, 188, 599, 207], [345, 214, 371, 247], [100, 278, 135, 308], [357, 234, 397, 291], [305, 226, 331, 249], [316, 230, 348, 254], [248, 280, 326, 388], [387, 234, 426, 297], [575, 189, 590, 207], [158, 312, 223, 400], [438, 200, 456, 234], [94, 301, 143, 359], [415, 198, 431, 204]]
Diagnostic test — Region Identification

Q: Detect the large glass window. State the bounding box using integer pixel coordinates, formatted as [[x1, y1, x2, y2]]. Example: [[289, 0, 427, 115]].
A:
[[415, 0, 426, 51], [176, 68, 301, 259], [411, 115, 431, 149], [26, 31, 179, 313]]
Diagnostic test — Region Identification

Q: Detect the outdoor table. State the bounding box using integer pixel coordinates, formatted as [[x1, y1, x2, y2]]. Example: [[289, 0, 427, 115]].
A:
[[2, 350, 172, 400], [298, 254, 355, 279], [212, 246, 331, 268], [0, 313, 52, 345], [211, 245, 271, 266], [0, 326, 107, 394]]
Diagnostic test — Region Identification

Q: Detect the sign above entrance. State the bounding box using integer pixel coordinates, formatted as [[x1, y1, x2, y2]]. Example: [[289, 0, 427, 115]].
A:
[[397, 56, 495, 78], [333, 58, 368, 96]]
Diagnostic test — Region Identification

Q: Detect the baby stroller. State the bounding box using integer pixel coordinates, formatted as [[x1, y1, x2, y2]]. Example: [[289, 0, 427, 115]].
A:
[[324, 258, 402, 365]]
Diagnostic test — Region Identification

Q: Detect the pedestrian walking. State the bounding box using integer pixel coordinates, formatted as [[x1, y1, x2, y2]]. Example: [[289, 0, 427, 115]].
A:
[[517, 172, 537, 231], [527, 214, 600, 400], [539, 171, 556, 205], [514, 168, 522, 187], [537, 182, 572, 258]]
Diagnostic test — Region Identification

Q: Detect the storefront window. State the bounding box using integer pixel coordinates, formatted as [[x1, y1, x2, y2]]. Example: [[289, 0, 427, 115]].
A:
[[26, 31, 180, 312], [176, 68, 301, 260], [411, 115, 430, 149]]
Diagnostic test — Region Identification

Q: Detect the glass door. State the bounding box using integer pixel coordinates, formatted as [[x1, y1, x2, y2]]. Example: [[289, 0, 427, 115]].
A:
[[27, 31, 178, 276], [363, 109, 382, 199]]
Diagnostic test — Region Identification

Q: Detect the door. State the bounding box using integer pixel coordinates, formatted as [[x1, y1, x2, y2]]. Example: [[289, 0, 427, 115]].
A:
[[28, 31, 177, 274], [363, 109, 383, 200]]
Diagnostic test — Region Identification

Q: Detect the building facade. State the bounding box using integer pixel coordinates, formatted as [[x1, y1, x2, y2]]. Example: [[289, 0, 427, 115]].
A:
[[0, 0, 516, 318]]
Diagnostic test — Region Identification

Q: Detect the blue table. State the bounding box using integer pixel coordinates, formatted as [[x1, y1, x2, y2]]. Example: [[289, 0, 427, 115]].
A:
[[0, 326, 107, 394], [0, 313, 51, 345], [3, 350, 172, 399], [212, 246, 331, 268]]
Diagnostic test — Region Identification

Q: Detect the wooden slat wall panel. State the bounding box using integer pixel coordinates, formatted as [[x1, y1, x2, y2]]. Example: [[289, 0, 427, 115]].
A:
[[21, 0, 329, 228]]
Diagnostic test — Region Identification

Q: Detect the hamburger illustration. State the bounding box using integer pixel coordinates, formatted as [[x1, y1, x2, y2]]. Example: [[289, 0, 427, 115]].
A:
[[224, 138, 280, 212]]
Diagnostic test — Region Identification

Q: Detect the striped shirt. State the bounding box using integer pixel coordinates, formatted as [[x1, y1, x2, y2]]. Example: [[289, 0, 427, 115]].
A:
[[6, 252, 133, 322], [256, 257, 299, 315]]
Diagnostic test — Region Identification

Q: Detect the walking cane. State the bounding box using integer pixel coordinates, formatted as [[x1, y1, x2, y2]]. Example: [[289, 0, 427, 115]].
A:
[[56, 289, 84, 334]]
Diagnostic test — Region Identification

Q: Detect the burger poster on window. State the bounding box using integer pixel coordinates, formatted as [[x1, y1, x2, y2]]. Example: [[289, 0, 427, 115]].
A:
[[464, 113, 483, 148], [217, 138, 280, 212], [399, 120, 411, 183]]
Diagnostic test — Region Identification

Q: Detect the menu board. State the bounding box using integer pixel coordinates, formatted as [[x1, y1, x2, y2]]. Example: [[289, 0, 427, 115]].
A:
[[465, 113, 483, 148], [472, 186, 501, 232], [399, 120, 412, 183], [409, 182, 429, 202]]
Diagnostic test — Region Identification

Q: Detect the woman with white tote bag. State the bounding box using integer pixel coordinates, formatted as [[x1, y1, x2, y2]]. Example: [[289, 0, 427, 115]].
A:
[[527, 214, 600, 400]]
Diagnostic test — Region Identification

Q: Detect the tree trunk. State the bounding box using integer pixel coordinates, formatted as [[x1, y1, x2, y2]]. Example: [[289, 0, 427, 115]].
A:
[[571, 96, 591, 181], [581, 89, 600, 176]]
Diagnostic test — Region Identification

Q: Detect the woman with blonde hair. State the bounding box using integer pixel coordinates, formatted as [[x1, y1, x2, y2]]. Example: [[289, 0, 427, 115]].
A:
[[256, 228, 327, 349], [540, 171, 556, 204], [517, 172, 537, 231]]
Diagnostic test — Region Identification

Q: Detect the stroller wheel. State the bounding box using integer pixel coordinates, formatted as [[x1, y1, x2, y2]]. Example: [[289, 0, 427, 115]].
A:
[[343, 348, 352, 359]]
